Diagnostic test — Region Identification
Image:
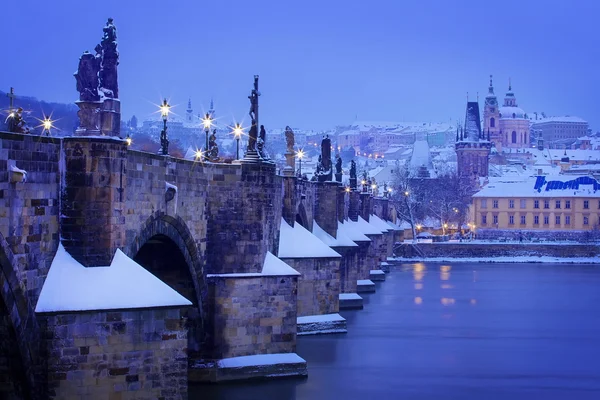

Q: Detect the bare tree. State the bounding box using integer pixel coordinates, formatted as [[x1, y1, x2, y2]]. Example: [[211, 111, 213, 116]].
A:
[[390, 163, 420, 240]]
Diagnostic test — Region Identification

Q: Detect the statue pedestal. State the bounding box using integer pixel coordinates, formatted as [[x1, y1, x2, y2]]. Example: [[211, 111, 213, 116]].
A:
[[75, 101, 103, 136], [100, 98, 121, 137], [242, 149, 261, 163], [283, 151, 296, 177]]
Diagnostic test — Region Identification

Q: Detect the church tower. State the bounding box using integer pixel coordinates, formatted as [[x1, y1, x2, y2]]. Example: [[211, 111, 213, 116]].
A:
[[208, 98, 215, 119], [186, 98, 193, 123], [483, 75, 501, 151], [455, 101, 492, 192]]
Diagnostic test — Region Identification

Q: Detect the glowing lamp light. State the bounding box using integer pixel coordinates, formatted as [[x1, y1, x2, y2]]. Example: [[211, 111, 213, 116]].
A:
[[8, 112, 15, 118], [416, 224, 422, 230], [443, 223, 448, 229], [404, 191, 409, 196], [361, 180, 366, 185], [296, 150, 304, 160], [125, 137, 132, 146], [387, 187, 393, 193], [195, 149, 204, 159], [160, 99, 171, 121], [345, 187, 351, 193], [371, 184, 377, 190], [202, 114, 213, 130], [42, 118, 53, 131], [233, 123, 243, 138]]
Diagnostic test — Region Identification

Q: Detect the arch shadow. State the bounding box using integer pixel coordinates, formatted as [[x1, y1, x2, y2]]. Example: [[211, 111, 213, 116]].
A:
[[0, 234, 41, 399], [126, 212, 206, 355], [296, 203, 309, 229]]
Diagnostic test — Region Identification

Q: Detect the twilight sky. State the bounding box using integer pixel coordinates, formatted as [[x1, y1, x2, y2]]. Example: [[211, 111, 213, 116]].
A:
[[2, 0, 599, 130]]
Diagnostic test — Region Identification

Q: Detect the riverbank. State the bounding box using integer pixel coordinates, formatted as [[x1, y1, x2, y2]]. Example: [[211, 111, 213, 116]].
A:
[[391, 256, 600, 264], [394, 242, 600, 260]]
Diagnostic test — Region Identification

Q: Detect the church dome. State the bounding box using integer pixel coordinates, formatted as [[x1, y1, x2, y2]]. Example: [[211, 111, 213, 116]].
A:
[[499, 106, 526, 120]]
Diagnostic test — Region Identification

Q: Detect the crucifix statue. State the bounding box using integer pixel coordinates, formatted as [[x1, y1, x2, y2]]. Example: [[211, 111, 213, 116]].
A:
[[247, 75, 260, 153]]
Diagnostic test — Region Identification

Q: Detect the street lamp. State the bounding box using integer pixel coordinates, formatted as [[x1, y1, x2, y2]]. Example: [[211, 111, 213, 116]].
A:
[[232, 123, 243, 160], [159, 99, 171, 155], [42, 117, 53, 136], [126, 133, 132, 146], [345, 187, 351, 193], [202, 113, 213, 158], [296, 149, 304, 177]]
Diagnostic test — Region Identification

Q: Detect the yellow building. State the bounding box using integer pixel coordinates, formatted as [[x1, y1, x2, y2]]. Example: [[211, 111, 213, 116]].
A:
[[473, 176, 600, 235]]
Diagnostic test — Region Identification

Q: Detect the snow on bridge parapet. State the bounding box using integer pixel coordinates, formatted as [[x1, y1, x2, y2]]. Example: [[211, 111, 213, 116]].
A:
[[278, 218, 341, 258]]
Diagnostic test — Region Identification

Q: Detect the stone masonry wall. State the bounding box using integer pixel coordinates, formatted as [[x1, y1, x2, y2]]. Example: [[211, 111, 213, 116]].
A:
[[41, 308, 188, 399], [336, 187, 347, 223], [332, 246, 358, 294], [205, 275, 298, 360], [282, 176, 297, 227], [61, 137, 127, 267], [359, 193, 371, 221], [295, 180, 316, 231], [356, 241, 371, 280], [348, 191, 361, 222], [281, 258, 341, 317], [206, 162, 282, 275], [314, 182, 340, 238], [0, 132, 61, 396]]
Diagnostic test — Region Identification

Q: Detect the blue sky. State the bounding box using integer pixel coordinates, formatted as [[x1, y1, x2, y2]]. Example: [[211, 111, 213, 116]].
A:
[[2, 0, 598, 130]]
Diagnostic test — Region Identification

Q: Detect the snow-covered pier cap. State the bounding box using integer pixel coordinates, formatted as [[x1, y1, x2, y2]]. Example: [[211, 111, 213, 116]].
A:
[[36, 244, 192, 313]]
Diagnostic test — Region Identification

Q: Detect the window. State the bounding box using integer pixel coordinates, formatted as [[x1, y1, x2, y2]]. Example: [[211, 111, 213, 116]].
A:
[[544, 200, 550, 209], [509, 200, 515, 209], [544, 215, 549, 225], [555, 200, 561, 209], [520, 199, 526, 209], [534, 215, 540, 224], [482, 215, 487, 225], [512, 131, 517, 143], [509, 215, 515, 225], [584, 200, 589, 209], [565, 215, 571, 225], [490, 117, 495, 128], [481, 199, 487, 209], [493, 215, 498, 224], [555, 215, 561, 225], [565, 200, 571, 209], [520, 215, 526, 225], [584, 216, 589, 225], [493, 200, 499, 209], [534, 200, 540, 209]]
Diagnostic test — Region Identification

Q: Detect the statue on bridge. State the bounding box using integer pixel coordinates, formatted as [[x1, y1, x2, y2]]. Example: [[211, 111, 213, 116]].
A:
[[257, 124, 268, 159], [7, 107, 31, 134], [99, 18, 119, 99], [246, 75, 260, 157], [74, 52, 101, 102], [208, 129, 219, 160], [349, 160, 357, 190], [285, 126, 295, 153], [335, 154, 343, 183], [316, 135, 333, 182]]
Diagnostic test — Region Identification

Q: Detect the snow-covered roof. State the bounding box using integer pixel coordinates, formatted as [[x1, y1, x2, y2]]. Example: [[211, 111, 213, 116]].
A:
[[36, 244, 192, 313], [338, 220, 371, 242], [473, 176, 600, 198], [530, 116, 588, 124], [499, 106, 526, 119], [278, 219, 341, 258], [369, 215, 393, 232], [312, 221, 358, 247], [409, 140, 431, 169]]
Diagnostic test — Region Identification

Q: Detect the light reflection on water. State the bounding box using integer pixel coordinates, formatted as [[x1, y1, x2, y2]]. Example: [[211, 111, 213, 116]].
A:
[[191, 262, 600, 400]]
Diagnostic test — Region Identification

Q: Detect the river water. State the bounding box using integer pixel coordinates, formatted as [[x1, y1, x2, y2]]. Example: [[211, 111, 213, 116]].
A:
[[191, 262, 600, 400]]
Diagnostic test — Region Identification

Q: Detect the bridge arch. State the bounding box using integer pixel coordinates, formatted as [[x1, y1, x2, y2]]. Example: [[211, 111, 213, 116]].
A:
[[0, 234, 40, 399], [127, 212, 206, 356], [296, 203, 309, 229]]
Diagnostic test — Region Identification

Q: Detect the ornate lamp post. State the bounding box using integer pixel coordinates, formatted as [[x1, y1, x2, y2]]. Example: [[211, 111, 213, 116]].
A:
[[296, 150, 304, 177], [159, 99, 171, 155], [233, 123, 243, 160], [202, 113, 213, 158]]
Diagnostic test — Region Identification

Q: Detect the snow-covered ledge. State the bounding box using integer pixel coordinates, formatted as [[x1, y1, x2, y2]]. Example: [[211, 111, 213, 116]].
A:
[[35, 244, 192, 313], [206, 252, 300, 279], [9, 164, 27, 183], [297, 313, 347, 335], [357, 279, 376, 293]]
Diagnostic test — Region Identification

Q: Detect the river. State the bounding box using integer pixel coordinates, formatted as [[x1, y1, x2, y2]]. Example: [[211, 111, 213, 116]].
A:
[[191, 262, 600, 399]]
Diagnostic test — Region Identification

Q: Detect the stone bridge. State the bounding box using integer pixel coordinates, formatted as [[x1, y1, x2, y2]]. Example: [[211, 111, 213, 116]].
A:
[[0, 131, 398, 399]]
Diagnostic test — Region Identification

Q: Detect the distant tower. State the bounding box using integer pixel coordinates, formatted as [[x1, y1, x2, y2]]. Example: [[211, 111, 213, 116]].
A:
[[186, 98, 193, 123], [483, 75, 501, 151], [208, 98, 215, 119], [498, 78, 530, 149], [455, 101, 492, 192]]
